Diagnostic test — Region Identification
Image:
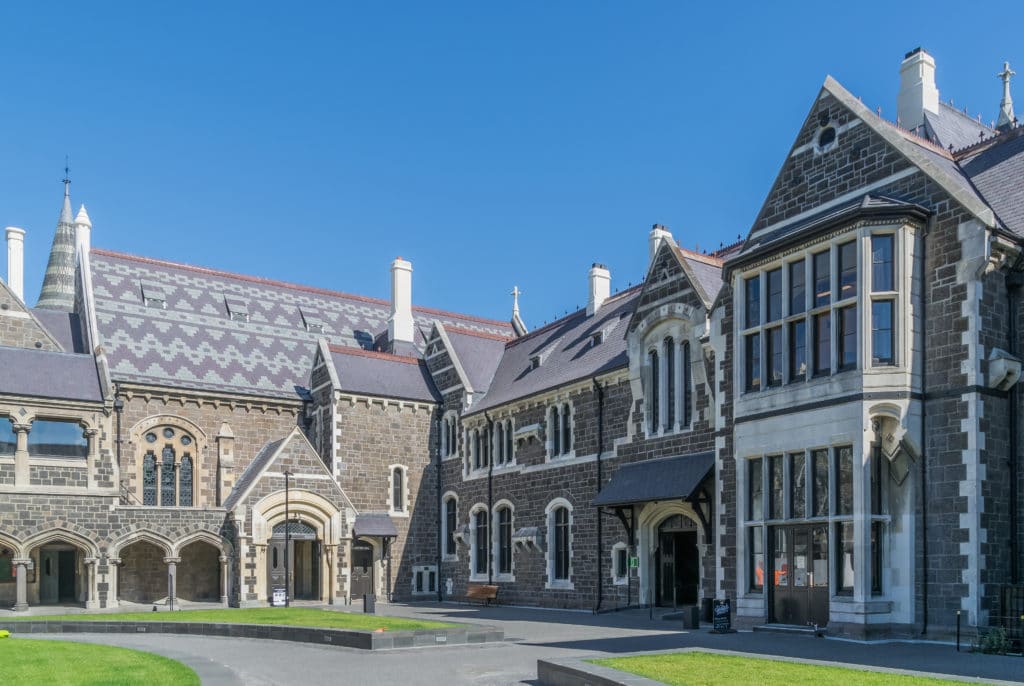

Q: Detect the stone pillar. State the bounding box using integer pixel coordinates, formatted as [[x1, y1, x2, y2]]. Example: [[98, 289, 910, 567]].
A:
[[84, 557, 99, 609], [325, 545, 334, 605], [217, 423, 235, 506], [107, 557, 122, 608], [84, 428, 98, 490], [12, 558, 30, 611], [164, 557, 180, 609], [219, 555, 229, 606], [13, 423, 30, 488]]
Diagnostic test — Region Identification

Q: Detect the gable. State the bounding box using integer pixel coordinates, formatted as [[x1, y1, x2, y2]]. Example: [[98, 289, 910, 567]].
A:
[[0, 279, 63, 351], [628, 242, 707, 333]]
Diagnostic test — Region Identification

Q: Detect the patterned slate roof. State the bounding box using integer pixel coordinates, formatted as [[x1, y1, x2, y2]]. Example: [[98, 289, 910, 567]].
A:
[[443, 326, 510, 394], [467, 286, 640, 416], [329, 346, 440, 402], [924, 103, 995, 152], [960, 129, 1024, 237], [89, 249, 511, 399], [0, 346, 103, 402]]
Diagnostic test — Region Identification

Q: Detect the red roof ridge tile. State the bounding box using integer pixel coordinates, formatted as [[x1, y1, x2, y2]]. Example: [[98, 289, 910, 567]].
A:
[[444, 324, 514, 342], [328, 345, 421, 365], [90, 248, 512, 329], [675, 245, 724, 266]]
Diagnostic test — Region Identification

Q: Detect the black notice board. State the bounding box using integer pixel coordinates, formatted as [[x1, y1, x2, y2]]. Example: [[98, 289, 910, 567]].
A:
[[712, 598, 731, 632]]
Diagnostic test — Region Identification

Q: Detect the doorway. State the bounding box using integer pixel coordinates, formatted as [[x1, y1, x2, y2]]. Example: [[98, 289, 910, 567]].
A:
[[769, 525, 829, 626], [267, 520, 320, 603], [350, 539, 374, 599], [40, 548, 77, 604], [654, 515, 699, 607]]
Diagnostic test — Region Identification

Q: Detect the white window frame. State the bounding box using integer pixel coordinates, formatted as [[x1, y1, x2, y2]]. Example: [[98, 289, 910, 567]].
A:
[[411, 564, 438, 596], [546, 403, 574, 460], [492, 499, 516, 582], [610, 541, 629, 586], [642, 321, 696, 437], [545, 497, 574, 590], [388, 464, 409, 516], [469, 503, 490, 582], [441, 491, 459, 562]]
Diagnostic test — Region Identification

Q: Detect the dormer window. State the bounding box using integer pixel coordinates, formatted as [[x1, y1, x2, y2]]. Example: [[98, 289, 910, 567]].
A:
[[140, 281, 167, 309], [301, 308, 325, 334], [591, 331, 604, 348], [225, 297, 249, 323], [530, 355, 542, 370]]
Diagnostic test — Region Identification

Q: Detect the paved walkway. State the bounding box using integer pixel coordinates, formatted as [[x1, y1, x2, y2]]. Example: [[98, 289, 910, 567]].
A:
[[14, 602, 1024, 685]]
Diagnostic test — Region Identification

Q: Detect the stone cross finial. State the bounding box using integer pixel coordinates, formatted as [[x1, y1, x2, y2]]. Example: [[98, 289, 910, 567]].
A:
[[997, 61, 1016, 130], [511, 286, 521, 316]]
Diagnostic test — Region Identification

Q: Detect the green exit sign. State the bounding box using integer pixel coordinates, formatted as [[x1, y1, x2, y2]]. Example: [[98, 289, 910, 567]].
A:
[[629, 556, 639, 568]]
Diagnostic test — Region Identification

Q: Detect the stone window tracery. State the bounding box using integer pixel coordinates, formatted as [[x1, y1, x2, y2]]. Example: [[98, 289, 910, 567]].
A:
[[136, 423, 199, 507]]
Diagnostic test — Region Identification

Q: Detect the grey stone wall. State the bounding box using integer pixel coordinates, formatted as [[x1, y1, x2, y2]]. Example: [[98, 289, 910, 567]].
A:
[[29, 463, 88, 488], [0, 286, 61, 351]]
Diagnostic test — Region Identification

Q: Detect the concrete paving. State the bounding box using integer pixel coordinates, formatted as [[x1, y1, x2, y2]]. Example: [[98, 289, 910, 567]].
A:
[[13, 602, 1024, 685]]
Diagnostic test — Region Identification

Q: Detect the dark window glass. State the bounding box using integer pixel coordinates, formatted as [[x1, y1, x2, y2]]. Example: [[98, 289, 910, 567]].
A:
[[160, 446, 175, 506], [664, 338, 675, 430], [812, 449, 829, 516], [550, 408, 561, 456], [871, 447, 883, 516], [178, 455, 193, 507], [813, 251, 831, 307], [474, 510, 489, 575], [745, 276, 761, 328], [871, 235, 894, 292], [812, 526, 829, 587], [766, 327, 783, 387], [768, 455, 784, 519], [772, 528, 787, 589], [506, 421, 513, 461], [445, 499, 457, 556], [554, 507, 570, 580], [648, 351, 660, 432], [142, 452, 157, 506], [0, 548, 12, 582], [838, 306, 857, 370], [838, 521, 855, 593], [496, 423, 504, 464], [871, 522, 883, 594], [767, 269, 783, 322], [429, 570, 436, 592], [790, 452, 806, 519], [615, 548, 628, 580], [872, 300, 894, 366], [748, 458, 763, 520], [27, 420, 87, 458], [474, 430, 481, 469], [561, 405, 572, 453], [415, 571, 424, 592], [836, 446, 853, 516], [682, 342, 692, 426], [838, 241, 857, 300], [789, 260, 806, 315], [749, 526, 764, 592], [745, 333, 761, 391], [392, 468, 404, 512], [482, 428, 490, 466], [789, 320, 806, 380], [813, 312, 831, 375], [498, 507, 513, 574], [0, 420, 15, 457]]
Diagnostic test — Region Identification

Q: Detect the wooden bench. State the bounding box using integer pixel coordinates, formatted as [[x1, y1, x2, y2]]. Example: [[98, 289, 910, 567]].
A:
[[466, 583, 499, 605]]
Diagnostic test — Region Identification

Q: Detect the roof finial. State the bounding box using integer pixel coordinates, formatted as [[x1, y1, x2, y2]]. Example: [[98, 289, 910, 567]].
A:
[[510, 285, 528, 337], [997, 61, 1016, 130], [511, 285, 521, 316], [63, 155, 70, 197]]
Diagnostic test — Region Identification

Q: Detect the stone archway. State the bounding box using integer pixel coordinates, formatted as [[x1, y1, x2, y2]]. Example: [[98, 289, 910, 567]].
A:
[[177, 540, 221, 603], [22, 528, 100, 609], [636, 502, 706, 609], [118, 540, 169, 604]]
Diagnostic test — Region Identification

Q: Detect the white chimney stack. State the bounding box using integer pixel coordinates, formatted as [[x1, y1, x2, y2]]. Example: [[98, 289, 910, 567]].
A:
[[587, 263, 611, 316], [5, 227, 25, 302], [74, 205, 92, 256], [649, 224, 672, 263], [897, 47, 939, 132], [388, 256, 415, 345]]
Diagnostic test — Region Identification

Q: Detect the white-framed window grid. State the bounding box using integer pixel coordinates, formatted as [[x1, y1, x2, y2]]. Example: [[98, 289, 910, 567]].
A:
[[441, 491, 459, 561], [469, 503, 490, 582], [388, 464, 409, 516], [546, 403, 574, 459], [610, 541, 629, 586], [644, 330, 695, 437], [545, 498, 574, 590], [492, 499, 515, 581]]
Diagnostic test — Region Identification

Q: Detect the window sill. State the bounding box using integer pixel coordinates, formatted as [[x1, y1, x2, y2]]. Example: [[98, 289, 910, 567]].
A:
[[389, 511, 409, 518], [545, 580, 574, 591], [493, 573, 515, 583], [546, 452, 575, 462], [612, 577, 628, 586], [468, 573, 490, 583], [441, 554, 458, 563]]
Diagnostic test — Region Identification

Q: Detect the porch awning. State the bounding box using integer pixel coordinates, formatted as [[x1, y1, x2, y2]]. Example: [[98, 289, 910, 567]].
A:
[[592, 452, 714, 508], [352, 513, 398, 538]]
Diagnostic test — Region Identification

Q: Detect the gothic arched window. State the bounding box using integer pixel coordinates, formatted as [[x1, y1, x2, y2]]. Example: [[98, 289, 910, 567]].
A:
[[142, 452, 157, 506], [160, 446, 176, 506], [179, 455, 193, 507], [664, 337, 675, 430], [648, 349, 660, 434], [138, 424, 199, 507], [682, 341, 693, 426]]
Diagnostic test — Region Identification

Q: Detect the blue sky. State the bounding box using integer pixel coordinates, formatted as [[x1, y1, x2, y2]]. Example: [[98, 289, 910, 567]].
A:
[[1, 2, 1020, 329]]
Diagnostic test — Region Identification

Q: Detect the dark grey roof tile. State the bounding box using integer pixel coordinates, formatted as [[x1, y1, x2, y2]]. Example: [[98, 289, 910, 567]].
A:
[[0, 346, 103, 402], [330, 346, 440, 402]]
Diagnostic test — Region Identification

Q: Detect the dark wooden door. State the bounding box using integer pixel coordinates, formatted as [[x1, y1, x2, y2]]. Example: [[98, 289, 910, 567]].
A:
[[350, 539, 373, 599], [58, 550, 76, 602], [267, 539, 288, 603], [770, 525, 829, 626]]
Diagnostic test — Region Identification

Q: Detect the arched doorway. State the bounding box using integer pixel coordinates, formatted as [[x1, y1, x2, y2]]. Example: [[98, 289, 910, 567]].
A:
[[268, 520, 320, 602], [177, 540, 221, 602], [23, 530, 99, 608], [654, 514, 699, 607]]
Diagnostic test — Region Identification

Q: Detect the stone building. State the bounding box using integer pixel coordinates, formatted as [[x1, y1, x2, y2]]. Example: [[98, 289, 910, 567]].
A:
[[1, 48, 1022, 640]]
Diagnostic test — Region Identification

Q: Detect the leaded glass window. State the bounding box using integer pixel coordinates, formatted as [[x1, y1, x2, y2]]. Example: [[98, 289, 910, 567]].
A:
[[142, 452, 157, 506], [553, 507, 570, 581], [178, 455, 193, 507], [497, 507, 512, 574], [160, 446, 176, 506]]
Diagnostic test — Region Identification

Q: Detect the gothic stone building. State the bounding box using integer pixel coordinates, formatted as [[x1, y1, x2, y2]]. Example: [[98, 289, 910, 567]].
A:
[[1, 48, 1023, 640]]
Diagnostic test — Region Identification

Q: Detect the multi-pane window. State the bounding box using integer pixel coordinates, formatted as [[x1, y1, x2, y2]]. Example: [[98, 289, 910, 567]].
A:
[[682, 342, 693, 426], [766, 327, 783, 387], [494, 420, 514, 465], [160, 447, 176, 506], [552, 507, 570, 581], [441, 415, 458, 458], [789, 452, 806, 519], [838, 241, 857, 300], [749, 526, 764, 592], [473, 509, 489, 576], [768, 455, 784, 519], [789, 260, 806, 315], [745, 333, 761, 391], [142, 453, 157, 506], [664, 338, 675, 429], [835, 446, 853, 516], [648, 338, 694, 433], [648, 350, 660, 433], [838, 306, 857, 370], [549, 404, 572, 458], [748, 457, 763, 520], [871, 235, 896, 366], [497, 506, 513, 575], [813, 251, 830, 307], [179, 456, 193, 507], [444, 497, 457, 557], [789, 320, 806, 380], [813, 313, 831, 375], [766, 269, 783, 322], [745, 276, 761, 328]]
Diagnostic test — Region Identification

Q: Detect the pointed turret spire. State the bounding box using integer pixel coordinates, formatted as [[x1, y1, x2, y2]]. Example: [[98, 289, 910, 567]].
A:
[[36, 168, 79, 311], [510, 285, 528, 337], [997, 61, 1016, 130]]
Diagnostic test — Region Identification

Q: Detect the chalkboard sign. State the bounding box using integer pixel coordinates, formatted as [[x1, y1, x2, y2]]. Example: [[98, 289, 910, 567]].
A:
[[271, 586, 287, 607], [712, 598, 731, 632]]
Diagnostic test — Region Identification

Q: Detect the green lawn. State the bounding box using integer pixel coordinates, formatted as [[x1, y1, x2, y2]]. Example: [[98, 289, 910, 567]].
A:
[[0, 638, 198, 686], [590, 652, 975, 686], [2, 607, 453, 631]]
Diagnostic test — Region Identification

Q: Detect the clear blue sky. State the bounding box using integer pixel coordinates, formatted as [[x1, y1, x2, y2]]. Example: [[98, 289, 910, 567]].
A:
[[1, 2, 1020, 329]]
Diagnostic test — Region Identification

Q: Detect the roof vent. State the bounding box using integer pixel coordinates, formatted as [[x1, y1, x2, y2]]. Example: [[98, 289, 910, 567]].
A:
[[301, 308, 325, 334], [225, 296, 249, 322], [140, 280, 168, 309]]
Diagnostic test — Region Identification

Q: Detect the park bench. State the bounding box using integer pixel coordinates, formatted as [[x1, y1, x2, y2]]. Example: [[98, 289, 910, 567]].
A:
[[466, 583, 499, 605]]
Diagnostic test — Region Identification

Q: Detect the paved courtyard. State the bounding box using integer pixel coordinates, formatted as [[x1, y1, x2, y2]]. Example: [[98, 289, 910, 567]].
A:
[[16, 603, 1024, 685]]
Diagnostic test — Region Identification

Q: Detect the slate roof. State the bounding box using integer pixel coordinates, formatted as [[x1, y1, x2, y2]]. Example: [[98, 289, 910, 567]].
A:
[[31, 309, 85, 353], [593, 451, 714, 507], [352, 513, 398, 538], [0, 346, 103, 402], [89, 249, 512, 399], [924, 103, 995, 152], [223, 437, 286, 510], [676, 248, 726, 306], [330, 346, 440, 402], [959, 129, 1024, 237], [443, 326, 509, 394], [467, 286, 640, 416]]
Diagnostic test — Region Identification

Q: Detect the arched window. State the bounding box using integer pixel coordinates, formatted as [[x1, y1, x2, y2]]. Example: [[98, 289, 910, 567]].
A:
[[648, 349, 660, 435], [664, 337, 675, 430], [391, 466, 406, 513], [142, 452, 157, 506], [682, 341, 692, 427], [160, 446, 176, 506], [443, 495, 458, 558], [550, 407, 561, 456], [496, 423, 505, 464], [473, 429, 481, 469], [552, 506, 570, 582], [473, 508, 489, 577], [505, 420, 513, 462], [496, 505, 513, 575], [178, 455, 193, 507], [561, 405, 572, 454], [449, 417, 457, 456]]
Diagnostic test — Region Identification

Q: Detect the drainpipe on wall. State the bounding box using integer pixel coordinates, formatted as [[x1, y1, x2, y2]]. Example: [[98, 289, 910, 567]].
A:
[[485, 411, 494, 586], [113, 381, 124, 476], [593, 377, 605, 613], [920, 216, 932, 636], [1007, 268, 1023, 584], [435, 408, 444, 601]]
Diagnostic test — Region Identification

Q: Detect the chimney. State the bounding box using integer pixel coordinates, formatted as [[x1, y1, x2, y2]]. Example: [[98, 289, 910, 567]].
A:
[[388, 256, 415, 345], [897, 47, 939, 132], [649, 224, 672, 263], [5, 227, 25, 301], [587, 263, 611, 316], [74, 205, 92, 256]]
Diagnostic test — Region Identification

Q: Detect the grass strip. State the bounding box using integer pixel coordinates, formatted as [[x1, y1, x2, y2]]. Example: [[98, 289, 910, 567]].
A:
[[0, 638, 199, 686]]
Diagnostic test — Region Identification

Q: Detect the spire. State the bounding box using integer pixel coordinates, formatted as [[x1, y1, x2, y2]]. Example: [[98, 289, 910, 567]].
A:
[[997, 61, 1016, 130], [510, 285, 528, 337], [36, 167, 78, 311]]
